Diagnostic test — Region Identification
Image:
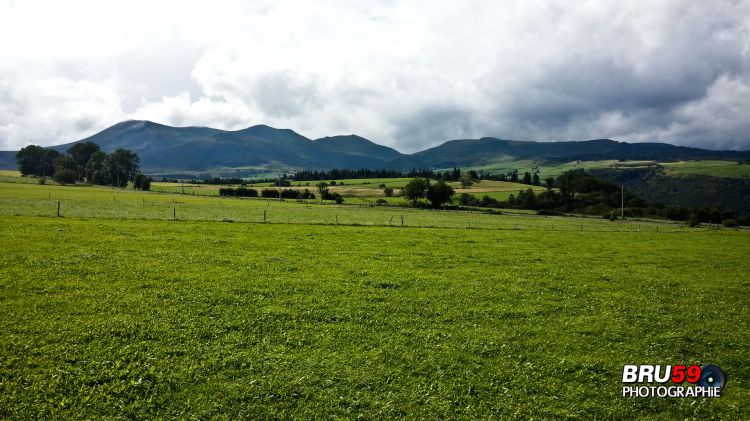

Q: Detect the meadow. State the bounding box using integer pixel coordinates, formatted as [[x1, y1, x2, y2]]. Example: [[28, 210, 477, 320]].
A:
[[1, 180, 748, 418], [470, 159, 750, 179]]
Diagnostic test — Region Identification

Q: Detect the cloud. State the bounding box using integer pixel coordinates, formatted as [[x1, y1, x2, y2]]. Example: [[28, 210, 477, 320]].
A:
[[0, 0, 749, 152]]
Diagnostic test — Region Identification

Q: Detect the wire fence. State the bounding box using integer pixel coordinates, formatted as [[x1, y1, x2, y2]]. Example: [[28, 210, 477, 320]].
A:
[[1, 191, 740, 234]]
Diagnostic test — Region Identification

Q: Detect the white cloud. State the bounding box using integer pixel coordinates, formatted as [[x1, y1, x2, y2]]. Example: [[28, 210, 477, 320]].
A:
[[1, 0, 749, 152]]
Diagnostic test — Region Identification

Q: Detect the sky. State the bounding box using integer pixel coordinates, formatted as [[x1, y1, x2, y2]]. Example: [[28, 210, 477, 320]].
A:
[[1, 0, 749, 153]]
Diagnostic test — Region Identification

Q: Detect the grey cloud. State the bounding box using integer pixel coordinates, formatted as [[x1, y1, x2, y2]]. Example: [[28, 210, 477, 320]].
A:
[[1, 1, 750, 152]]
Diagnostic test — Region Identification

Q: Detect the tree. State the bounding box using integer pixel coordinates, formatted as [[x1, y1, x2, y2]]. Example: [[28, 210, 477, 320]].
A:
[[510, 170, 518, 183], [16, 146, 60, 177], [460, 172, 474, 188], [545, 177, 554, 189], [426, 180, 455, 208], [54, 155, 79, 173], [402, 178, 430, 205], [67, 142, 100, 180], [141, 176, 152, 191], [451, 167, 461, 181], [86, 151, 107, 184], [516, 188, 537, 209], [133, 173, 147, 189], [383, 187, 394, 197], [522, 172, 532, 184], [532, 173, 540, 186], [16, 145, 46, 176], [104, 149, 140, 187]]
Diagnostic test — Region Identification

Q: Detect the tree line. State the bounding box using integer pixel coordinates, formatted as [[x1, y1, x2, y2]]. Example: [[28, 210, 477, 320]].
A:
[[16, 142, 150, 189], [456, 169, 745, 225], [219, 187, 318, 200]]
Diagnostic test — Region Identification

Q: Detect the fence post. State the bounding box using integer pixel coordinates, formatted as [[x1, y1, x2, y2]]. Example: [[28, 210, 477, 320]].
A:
[[173, 207, 176, 220], [401, 215, 404, 226], [389, 216, 393, 225], [57, 201, 60, 217], [263, 209, 267, 223]]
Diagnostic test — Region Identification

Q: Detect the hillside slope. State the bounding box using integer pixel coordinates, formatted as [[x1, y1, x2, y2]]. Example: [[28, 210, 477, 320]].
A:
[[38, 121, 407, 172], [3, 120, 749, 172]]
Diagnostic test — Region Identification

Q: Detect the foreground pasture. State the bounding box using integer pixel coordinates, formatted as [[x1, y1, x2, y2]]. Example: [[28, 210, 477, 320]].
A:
[[0, 182, 748, 418]]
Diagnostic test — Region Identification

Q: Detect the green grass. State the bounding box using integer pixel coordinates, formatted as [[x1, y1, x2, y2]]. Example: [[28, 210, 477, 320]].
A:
[[468, 159, 750, 179], [0, 183, 687, 232], [1, 182, 748, 418], [661, 160, 750, 178]]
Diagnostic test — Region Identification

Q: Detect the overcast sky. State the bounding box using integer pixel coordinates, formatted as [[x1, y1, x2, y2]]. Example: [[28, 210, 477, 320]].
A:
[[1, 0, 749, 153]]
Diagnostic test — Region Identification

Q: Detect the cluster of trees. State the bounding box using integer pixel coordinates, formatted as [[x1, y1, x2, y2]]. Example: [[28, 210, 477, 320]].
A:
[[293, 168, 404, 181], [219, 187, 259, 197], [203, 177, 245, 185], [456, 169, 745, 225], [218, 186, 317, 201], [315, 182, 344, 203], [402, 178, 455, 208], [291, 167, 479, 183], [16, 142, 145, 188], [289, 166, 553, 188]]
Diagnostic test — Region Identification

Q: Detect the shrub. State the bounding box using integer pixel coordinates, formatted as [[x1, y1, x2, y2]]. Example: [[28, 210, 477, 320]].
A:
[[722, 218, 737, 228], [219, 187, 257, 197], [375, 198, 388, 205], [688, 213, 701, 227], [538, 209, 562, 216], [133, 173, 145, 189], [280, 189, 301, 199], [261, 189, 280, 198], [52, 168, 77, 185], [383, 187, 394, 197], [458, 193, 477, 206]]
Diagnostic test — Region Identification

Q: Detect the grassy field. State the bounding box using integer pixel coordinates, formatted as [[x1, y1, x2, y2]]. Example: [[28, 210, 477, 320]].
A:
[[661, 160, 750, 178], [151, 178, 547, 205], [468, 159, 750, 179], [0, 182, 689, 231], [1, 181, 748, 418]]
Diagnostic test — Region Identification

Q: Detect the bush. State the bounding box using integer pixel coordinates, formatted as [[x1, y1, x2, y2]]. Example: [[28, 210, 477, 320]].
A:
[[219, 187, 257, 197], [52, 168, 77, 185], [375, 198, 388, 205], [280, 189, 301, 199], [261, 189, 280, 198], [688, 213, 701, 227], [383, 187, 394, 197], [458, 193, 478, 206], [133, 173, 153, 190], [133, 173, 145, 189], [38, 177, 46, 185], [537, 209, 562, 216], [722, 218, 737, 228]]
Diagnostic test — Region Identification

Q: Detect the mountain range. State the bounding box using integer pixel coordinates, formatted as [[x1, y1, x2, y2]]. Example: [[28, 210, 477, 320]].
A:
[[1, 120, 748, 173]]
